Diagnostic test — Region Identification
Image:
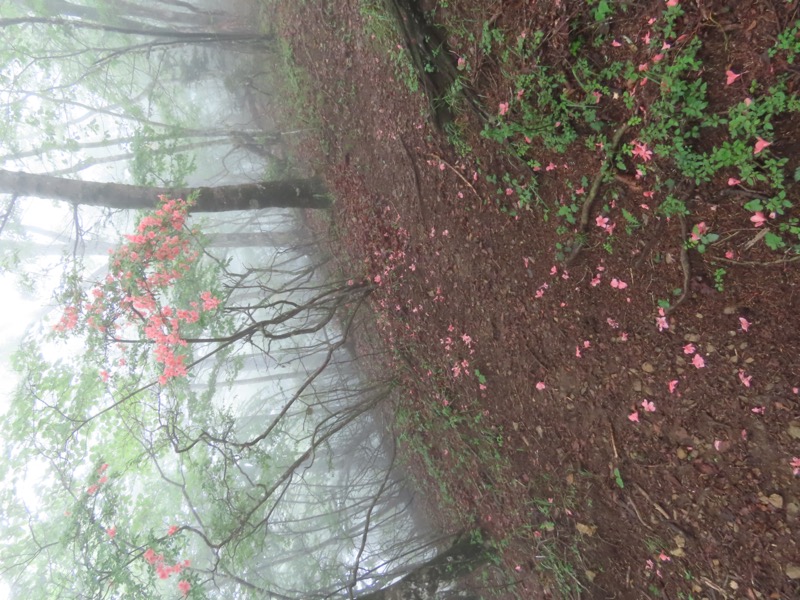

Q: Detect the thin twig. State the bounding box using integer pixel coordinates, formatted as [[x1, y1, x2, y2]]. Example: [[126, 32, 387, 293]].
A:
[[712, 253, 800, 267], [426, 152, 481, 200]]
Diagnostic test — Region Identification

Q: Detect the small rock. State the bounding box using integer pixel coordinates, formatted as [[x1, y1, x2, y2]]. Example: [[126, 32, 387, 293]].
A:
[[677, 448, 687, 460], [584, 570, 596, 582], [642, 362, 655, 373], [705, 344, 716, 354], [632, 380, 643, 392], [684, 333, 701, 342], [729, 355, 738, 364], [787, 502, 799, 518], [723, 305, 737, 315], [675, 534, 686, 549], [729, 580, 739, 590], [786, 564, 800, 580], [768, 494, 784, 510], [576, 523, 597, 536], [788, 422, 800, 440]]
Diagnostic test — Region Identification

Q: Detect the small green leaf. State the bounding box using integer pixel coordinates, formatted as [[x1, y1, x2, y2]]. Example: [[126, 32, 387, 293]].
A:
[[613, 467, 624, 489], [744, 199, 763, 212], [764, 231, 785, 250]]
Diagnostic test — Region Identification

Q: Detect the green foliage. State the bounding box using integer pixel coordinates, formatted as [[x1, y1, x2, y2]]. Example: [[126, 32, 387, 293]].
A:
[[770, 20, 800, 64]]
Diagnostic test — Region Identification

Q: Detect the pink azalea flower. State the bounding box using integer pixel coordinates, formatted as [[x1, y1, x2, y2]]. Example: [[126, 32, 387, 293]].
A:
[[683, 343, 696, 354], [612, 40, 622, 47], [498, 102, 509, 116], [668, 380, 679, 394], [628, 411, 640, 423], [791, 457, 800, 476], [691, 354, 705, 368], [178, 580, 191, 596], [726, 70, 741, 85], [750, 212, 767, 227], [106, 527, 116, 539], [727, 177, 741, 186], [631, 141, 653, 162], [641, 399, 656, 412], [666, 0, 679, 6], [739, 317, 750, 332], [656, 316, 669, 331], [536, 381, 546, 390], [753, 137, 772, 155]]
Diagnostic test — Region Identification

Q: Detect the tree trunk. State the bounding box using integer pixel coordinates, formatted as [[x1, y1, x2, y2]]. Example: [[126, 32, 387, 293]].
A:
[[356, 533, 486, 600], [0, 169, 331, 212]]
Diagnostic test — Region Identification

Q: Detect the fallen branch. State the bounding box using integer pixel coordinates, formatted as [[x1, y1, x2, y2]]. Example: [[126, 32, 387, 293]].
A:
[[664, 215, 691, 315]]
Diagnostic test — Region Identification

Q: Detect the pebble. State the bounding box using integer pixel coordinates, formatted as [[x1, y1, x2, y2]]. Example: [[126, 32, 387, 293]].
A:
[[723, 305, 737, 315], [676, 448, 687, 460], [642, 362, 655, 373], [684, 333, 701, 342], [788, 422, 800, 440], [768, 494, 784, 510], [787, 564, 800, 580]]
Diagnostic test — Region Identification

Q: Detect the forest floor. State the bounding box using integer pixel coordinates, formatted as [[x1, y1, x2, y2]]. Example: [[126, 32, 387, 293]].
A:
[[261, 0, 800, 598]]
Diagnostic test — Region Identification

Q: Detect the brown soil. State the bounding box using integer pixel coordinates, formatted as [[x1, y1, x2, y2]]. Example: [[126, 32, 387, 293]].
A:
[[267, 0, 800, 598]]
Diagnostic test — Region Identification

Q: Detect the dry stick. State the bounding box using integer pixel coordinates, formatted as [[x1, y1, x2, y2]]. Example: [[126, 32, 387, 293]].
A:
[[664, 214, 691, 315], [426, 152, 481, 200], [566, 123, 629, 265], [712, 253, 800, 267]]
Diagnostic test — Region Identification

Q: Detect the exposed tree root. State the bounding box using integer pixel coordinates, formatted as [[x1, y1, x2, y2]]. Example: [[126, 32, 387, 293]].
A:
[[565, 124, 629, 266]]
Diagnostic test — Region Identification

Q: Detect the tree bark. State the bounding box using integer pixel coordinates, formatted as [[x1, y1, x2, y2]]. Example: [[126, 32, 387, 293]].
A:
[[0, 169, 331, 212]]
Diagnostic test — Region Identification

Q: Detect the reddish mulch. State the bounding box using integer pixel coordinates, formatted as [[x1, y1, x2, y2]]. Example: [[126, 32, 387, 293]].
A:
[[268, 0, 800, 597]]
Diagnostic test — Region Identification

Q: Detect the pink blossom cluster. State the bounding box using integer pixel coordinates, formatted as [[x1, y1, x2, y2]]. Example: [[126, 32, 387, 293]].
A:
[[54, 197, 222, 385]]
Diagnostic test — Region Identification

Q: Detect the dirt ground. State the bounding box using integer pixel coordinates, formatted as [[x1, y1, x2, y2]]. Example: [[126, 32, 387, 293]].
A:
[[266, 0, 800, 598]]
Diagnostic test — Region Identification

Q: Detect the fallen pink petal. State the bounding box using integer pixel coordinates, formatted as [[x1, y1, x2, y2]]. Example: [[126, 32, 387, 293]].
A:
[[692, 354, 705, 368], [753, 137, 772, 155], [628, 411, 640, 423], [738, 370, 752, 387], [536, 381, 546, 390], [610, 278, 628, 290]]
